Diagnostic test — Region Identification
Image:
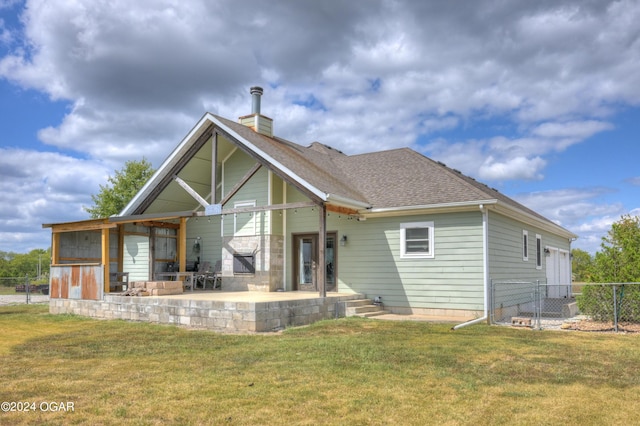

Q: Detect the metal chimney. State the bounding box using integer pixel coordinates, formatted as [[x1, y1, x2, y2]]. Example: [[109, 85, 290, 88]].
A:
[[250, 86, 263, 115]]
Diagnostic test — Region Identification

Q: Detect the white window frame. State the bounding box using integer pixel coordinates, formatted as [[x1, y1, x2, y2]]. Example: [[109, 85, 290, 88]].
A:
[[233, 200, 256, 235], [536, 234, 542, 269], [522, 230, 529, 261], [400, 221, 434, 259]]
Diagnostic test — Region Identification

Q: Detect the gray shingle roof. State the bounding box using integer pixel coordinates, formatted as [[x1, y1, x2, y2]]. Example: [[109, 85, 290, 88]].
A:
[[217, 115, 550, 222], [214, 115, 369, 204]]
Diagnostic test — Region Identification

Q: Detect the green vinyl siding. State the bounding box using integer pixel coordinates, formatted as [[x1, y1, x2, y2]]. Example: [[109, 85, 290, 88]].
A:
[[336, 212, 484, 311], [186, 215, 222, 267], [488, 211, 571, 283], [270, 173, 284, 235], [221, 149, 269, 236], [283, 198, 486, 311]]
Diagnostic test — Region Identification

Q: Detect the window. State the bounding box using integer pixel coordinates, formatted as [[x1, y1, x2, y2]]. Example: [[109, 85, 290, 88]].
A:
[[522, 230, 528, 261], [400, 222, 434, 258], [536, 234, 542, 269]]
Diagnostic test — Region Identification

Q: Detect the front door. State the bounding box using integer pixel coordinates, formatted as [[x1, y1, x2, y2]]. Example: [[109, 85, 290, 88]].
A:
[[293, 233, 336, 291]]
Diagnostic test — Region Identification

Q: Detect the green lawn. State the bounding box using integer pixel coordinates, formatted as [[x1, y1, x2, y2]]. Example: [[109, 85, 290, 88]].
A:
[[1, 305, 639, 425], [0, 286, 17, 295]]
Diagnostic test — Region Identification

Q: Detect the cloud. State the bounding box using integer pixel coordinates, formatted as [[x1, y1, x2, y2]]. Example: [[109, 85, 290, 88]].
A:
[[1, 0, 638, 163], [479, 156, 546, 181], [626, 177, 640, 186], [513, 187, 623, 225], [531, 120, 614, 140], [422, 119, 613, 183], [0, 148, 108, 252], [1, 0, 640, 252], [511, 187, 632, 254]]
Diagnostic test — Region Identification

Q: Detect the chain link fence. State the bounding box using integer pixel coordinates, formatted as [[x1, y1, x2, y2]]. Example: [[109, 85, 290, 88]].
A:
[[0, 276, 49, 305], [491, 280, 577, 330], [577, 283, 640, 332], [491, 280, 640, 332]]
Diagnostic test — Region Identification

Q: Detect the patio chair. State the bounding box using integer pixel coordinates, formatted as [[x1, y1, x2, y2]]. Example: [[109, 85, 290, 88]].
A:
[[193, 261, 211, 290], [196, 260, 221, 290]]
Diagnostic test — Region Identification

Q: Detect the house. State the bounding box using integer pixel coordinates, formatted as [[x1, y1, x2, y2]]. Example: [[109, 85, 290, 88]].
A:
[[44, 87, 576, 328]]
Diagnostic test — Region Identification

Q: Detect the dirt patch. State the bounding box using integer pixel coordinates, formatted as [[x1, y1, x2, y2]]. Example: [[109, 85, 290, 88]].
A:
[[562, 320, 640, 333]]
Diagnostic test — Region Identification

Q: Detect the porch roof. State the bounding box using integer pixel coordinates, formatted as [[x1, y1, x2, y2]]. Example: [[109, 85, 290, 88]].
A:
[[42, 211, 193, 231]]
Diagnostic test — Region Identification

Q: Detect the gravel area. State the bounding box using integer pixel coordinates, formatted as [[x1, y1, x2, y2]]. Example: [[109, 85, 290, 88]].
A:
[[0, 294, 50, 306], [499, 315, 640, 333]]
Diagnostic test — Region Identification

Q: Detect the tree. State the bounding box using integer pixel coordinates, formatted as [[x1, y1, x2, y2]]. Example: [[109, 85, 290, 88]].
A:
[[0, 249, 50, 282], [591, 214, 640, 283], [571, 248, 593, 282], [577, 215, 640, 323], [85, 159, 155, 218]]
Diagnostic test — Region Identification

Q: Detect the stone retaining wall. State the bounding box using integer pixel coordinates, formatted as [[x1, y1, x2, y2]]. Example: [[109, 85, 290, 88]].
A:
[[49, 293, 364, 333]]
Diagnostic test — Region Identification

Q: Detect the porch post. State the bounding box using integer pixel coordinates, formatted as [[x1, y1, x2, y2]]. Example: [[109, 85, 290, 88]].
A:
[[51, 232, 60, 265], [318, 203, 326, 298], [179, 217, 187, 272], [102, 227, 110, 294], [117, 225, 124, 275], [211, 132, 218, 204]]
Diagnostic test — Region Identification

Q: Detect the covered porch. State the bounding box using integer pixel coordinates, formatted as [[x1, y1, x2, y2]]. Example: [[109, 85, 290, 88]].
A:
[[43, 199, 348, 300]]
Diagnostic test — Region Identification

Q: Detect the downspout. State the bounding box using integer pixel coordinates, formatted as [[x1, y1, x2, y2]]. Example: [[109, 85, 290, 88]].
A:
[[453, 204, 489, 330]]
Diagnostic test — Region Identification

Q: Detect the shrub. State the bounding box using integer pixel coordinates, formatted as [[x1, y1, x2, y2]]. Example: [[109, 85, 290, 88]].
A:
[[578, 284, 640, 323]]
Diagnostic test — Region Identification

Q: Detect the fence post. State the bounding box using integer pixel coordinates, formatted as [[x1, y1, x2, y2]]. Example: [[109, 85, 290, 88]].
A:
[[536, 280, 541, 330], [25, 274, 30, 305], [612, 285, 618, 333]]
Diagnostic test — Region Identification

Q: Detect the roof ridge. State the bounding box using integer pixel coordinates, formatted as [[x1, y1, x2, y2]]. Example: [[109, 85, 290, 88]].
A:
[[346, 146, 412, 159]]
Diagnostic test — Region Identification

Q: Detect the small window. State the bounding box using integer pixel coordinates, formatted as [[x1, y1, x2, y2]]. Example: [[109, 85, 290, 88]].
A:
[[401, 222, 434, 259], [522, 230, 528, 261], [536, 234, 542, 269]]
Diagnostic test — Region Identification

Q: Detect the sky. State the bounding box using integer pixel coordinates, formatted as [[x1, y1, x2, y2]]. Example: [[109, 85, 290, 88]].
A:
[[1, 0, 640, 255]]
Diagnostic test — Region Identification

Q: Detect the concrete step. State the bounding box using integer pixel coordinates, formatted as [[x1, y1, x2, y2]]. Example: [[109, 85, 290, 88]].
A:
[[348, 305, 382, 314], [345, 299, 386, 317], [345, 299, 375, 308], [355, 310, 390, 318]]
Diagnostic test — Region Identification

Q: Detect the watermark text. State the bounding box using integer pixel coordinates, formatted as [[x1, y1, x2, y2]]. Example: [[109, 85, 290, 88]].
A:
[[1, 401, 75, 413]]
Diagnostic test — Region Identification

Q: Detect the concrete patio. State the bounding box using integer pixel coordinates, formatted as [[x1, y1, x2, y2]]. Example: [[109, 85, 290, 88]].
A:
[[49, 290, 367, 333]]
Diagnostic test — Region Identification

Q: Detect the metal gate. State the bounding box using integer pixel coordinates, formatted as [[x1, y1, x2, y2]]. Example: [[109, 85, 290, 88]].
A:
[[491, 280, 577, 329]]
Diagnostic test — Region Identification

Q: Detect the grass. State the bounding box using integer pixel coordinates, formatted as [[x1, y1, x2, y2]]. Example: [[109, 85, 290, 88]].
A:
[[0, 286, 17, 295], [1, 306, 640, 425]]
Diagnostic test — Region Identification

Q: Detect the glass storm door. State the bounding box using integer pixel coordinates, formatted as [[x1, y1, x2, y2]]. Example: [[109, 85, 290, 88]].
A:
[[294, 233, 336, 291], [295, 235, 316, 291]]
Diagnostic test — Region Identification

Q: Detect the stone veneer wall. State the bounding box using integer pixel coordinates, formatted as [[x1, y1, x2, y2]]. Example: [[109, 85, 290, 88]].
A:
[[49, 293, 364, 333], [221, 235, 284, 292]]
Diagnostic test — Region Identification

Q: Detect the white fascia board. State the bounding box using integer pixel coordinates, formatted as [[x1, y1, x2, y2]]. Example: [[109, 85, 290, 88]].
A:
[[120, 113, 213, 216], [491, 202, 578, 240], [365, 199, 577, 240], [208, 114, 328, 202], [364, 200, 498, 217], [326, 193, 371, 210], [122, 113, 369, 216]]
